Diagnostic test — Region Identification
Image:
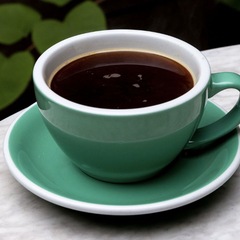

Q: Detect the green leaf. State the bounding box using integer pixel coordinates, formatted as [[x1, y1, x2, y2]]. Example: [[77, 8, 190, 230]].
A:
[[218, 0, 240, 10], [42, 0, 71, 7], [32, 1, 107, 53], [66, 1, 107, 33], [0, 51, 34, 110], [0, 3, 41, 45], [0, 53, 5, 66], [32, 20, 69, 52]]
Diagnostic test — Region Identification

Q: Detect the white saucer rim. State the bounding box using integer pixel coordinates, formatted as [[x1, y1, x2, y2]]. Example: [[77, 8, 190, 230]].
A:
[[3, 102, 240, 216]]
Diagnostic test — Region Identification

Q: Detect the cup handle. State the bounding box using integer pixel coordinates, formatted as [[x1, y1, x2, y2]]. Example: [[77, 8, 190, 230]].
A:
[[185, 72, 240, 149]]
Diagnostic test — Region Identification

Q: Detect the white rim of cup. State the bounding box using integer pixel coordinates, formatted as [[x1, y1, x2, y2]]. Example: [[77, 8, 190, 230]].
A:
[[33, 29, 211, 116]]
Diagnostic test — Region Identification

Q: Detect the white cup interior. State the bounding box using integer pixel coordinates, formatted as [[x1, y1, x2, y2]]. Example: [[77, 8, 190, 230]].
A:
[[33, 30, 211, 115]]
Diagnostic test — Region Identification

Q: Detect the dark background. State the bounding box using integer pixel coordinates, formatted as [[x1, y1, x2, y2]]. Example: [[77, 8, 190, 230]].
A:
[[1, 0, 240, 119]]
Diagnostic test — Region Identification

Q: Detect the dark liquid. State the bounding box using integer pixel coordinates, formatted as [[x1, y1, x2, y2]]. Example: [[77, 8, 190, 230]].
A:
[[50, 51, 194, 109]]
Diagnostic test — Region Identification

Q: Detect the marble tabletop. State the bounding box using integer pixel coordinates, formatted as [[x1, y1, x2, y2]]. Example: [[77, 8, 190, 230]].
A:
[[1, 45, 240, 239]]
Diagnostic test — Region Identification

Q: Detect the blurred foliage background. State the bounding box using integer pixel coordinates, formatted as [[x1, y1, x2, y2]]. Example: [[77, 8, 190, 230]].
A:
[[0, 0, 240, 119]]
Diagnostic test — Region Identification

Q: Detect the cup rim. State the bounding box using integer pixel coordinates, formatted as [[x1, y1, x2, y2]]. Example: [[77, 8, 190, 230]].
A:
[[33, 29, 211, 116]]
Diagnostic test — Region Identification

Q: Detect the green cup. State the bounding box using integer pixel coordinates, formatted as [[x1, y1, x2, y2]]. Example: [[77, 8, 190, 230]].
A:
[[33, 30, 240, 183]]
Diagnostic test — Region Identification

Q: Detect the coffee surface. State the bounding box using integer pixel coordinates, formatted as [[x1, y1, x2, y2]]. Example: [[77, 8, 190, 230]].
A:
[[50, 51, 194, 109]]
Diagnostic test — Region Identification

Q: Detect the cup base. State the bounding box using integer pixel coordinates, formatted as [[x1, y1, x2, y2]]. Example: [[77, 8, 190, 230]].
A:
[[80, 168, 159, 183]]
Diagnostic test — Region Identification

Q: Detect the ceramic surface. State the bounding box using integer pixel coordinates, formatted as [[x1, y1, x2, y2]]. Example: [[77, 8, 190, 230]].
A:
[[33, 30, 240, 182], [4, 102, 240, 215]]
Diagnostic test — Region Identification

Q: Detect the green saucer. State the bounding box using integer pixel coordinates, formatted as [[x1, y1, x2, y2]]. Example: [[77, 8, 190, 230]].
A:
[[4, 102, 240, 215]]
